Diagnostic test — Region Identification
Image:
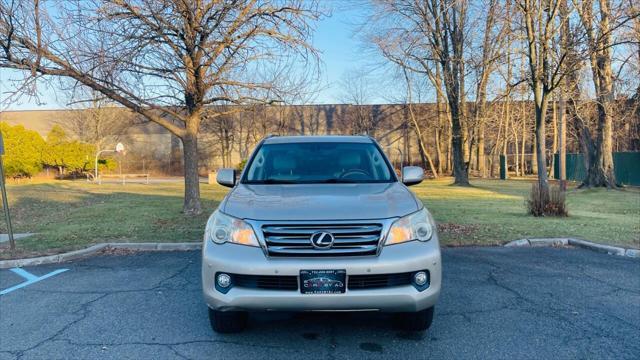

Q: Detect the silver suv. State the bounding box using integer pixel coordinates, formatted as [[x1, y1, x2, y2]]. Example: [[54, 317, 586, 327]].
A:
[[202, 135, 441, 333]]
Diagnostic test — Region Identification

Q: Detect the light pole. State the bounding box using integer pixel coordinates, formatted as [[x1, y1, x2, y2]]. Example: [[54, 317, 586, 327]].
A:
[[95, 143, 124, 183]]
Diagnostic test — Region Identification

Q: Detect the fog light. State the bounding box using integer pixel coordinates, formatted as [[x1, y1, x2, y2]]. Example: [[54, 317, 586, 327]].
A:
[[414, 271, 428, 286], [217, 273, 231, 288]]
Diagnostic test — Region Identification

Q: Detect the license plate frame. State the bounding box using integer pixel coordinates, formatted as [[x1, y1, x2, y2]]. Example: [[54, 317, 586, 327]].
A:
[[300, 269, 346, 294]]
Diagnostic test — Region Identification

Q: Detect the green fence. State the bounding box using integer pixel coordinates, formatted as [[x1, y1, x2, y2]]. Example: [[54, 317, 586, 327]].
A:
[[553, 152, 640, 186]]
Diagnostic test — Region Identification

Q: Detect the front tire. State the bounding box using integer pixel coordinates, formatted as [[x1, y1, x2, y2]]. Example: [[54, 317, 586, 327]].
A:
[[208, 308, 248, 333], [395, 306, 434, 331]]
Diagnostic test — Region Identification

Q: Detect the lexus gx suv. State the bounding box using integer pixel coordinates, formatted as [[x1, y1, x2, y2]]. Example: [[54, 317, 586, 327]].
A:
[[202, 135, 441, 333]]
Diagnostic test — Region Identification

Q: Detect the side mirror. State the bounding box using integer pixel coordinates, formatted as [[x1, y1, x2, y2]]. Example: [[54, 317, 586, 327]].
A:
[[402, 166, 424, 186], [216, 168, 236, 188]]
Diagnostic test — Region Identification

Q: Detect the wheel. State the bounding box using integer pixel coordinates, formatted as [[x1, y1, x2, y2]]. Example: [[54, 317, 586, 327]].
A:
[[208, 308, 248, 333], [394, 307, 434, 332]]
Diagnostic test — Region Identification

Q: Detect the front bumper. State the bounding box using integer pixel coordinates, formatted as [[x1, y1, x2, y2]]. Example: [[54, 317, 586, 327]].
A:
[[201, 237, 442, 312]]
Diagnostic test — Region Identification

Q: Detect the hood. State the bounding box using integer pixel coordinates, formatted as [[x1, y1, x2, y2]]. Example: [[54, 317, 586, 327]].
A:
[[221, 182, 421, 221]]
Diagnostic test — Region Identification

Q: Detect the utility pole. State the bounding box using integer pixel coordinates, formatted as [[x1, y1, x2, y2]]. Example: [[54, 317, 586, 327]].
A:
[[0, 132, 15, 253]]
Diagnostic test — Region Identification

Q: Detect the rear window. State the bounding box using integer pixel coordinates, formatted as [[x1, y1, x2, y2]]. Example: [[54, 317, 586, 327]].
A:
[[242, 142, 395, 184]]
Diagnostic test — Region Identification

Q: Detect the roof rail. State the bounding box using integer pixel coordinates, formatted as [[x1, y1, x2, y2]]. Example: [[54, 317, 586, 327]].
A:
[[265, 133, 278, 139]]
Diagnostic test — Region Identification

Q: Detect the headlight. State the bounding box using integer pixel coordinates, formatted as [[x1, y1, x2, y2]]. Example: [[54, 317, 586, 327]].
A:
[[385, 208, 435, 246], [204, 211, 259, 247]]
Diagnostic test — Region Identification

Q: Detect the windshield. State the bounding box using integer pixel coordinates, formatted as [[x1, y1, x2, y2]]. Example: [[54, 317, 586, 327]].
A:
[[242, 142, 395, 184]]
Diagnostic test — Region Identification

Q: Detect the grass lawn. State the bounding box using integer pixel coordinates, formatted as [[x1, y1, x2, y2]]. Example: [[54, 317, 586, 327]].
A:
[[0, 178, 638, 259], [413, 178, 639, 248]]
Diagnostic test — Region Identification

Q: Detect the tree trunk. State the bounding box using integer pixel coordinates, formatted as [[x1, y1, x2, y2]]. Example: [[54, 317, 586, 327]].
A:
[[583, 98, 616, 187], [446, 122, 452, 173], [489, 104, 504, 178], [468, 129, 476, 171], [462, 119, 470, 164], [182, 132, 202, 216], [503, 98, 511, 172], [460, 57, 469, 166], [532, 133, 538, 175], [435, 90, 444, 174], [558, 0, 569, 190], [520, 103, 527, 175], [513, 125, 520, 176], [581, 0, 617, 188], [549, 99, 557, 178], [450, 101, 469, 185], [477, 122, 485, 177], [534, 93, 550, 192], [435, 126, 443, 174], [446, 107, 453, 174], [409, 110, 438, 178], [558, 93, 566, 190], [575, 115, 595, 171]]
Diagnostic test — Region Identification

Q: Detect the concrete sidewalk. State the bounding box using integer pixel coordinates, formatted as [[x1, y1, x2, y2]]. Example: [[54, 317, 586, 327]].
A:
[[0, 233, 34, 243]]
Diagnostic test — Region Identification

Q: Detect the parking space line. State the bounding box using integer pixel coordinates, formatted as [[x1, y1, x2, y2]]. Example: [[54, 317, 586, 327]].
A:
[[0, 268, 69, 296], [9, 267, 39, 282]]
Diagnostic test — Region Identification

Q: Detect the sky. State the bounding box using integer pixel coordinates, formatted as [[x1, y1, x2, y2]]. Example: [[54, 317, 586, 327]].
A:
[[0, 4, 390, 111], [309, 4, 392, 104]]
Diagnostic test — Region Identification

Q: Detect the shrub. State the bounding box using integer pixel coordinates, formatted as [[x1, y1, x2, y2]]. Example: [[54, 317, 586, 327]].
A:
[[0, 122, 45, 177], [526, 183, 568, 217], [546, 186, 568, 216], [42, 125, 96, 176]]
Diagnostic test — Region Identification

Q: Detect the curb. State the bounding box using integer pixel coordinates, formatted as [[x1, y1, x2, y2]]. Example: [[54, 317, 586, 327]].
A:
[[0, 242, 202, 269], [504, 238, 639, 258], [3, 238, 636, 268]]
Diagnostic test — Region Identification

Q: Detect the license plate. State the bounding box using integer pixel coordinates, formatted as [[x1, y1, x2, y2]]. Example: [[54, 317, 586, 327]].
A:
[[300, 269, 346, 294]]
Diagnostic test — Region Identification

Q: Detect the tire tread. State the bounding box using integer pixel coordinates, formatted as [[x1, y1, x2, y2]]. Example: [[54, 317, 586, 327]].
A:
[[208, 308, 248, 333]]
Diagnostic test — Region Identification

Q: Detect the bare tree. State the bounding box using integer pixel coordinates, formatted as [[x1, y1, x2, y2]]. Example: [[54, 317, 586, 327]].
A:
[[573, 0, 633, 187], [515, 0, 572, 196], [61, 91, 134, 148], [401, 68, 439, 177], [337, 70, 377, 135], [469, 0, 509, 177], [281, 75, 324, 135], [365, 0, 471, 185], [0, 0, 320, 215]]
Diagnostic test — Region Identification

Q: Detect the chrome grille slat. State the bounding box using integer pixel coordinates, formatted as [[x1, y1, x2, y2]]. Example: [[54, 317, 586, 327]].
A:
[[262, 223, 383, 257], [268, 245, 378, 254], [266, 235, 380, 246], [262, 225, 382, 235]]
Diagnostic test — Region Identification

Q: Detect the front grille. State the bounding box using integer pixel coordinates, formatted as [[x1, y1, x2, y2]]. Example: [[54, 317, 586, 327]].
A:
[[262, 223, 383, 257], [233, 274, 298, 291], [348, 272, 415, 289]]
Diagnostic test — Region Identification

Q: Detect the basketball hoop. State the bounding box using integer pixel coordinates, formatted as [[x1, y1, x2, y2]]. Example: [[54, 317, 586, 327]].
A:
[[95, 143, 126, 183]]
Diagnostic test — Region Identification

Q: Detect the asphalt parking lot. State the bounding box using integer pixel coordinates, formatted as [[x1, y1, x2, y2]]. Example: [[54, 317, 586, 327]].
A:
[[1, 247, 639, 360]]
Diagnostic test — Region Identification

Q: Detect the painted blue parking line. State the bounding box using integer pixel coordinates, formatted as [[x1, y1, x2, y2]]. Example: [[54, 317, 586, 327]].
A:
[[9, 267, 39, 281], [0, 268, 69, 296]]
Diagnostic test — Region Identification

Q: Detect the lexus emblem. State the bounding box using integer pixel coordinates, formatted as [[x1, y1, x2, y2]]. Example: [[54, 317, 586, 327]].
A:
[[310, 231, 335, 249]]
